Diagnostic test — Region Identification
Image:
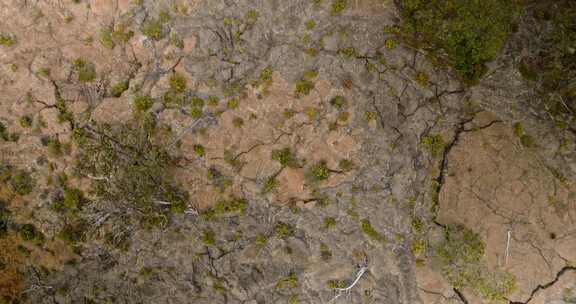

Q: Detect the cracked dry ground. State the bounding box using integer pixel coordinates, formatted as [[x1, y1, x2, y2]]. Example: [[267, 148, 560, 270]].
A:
[[0, 1, 575, 304]]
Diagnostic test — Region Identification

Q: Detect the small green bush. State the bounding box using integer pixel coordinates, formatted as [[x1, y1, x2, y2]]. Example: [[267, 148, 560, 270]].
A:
[[306, 161, 330, 182], [276, 272, 298, 289], [421, 134, 444, 157], [169, 73, 187, 93], [111, 81, 129, 97], [397, 0, 519, 83], [271, 148, 297, 168], [295, 79, 315, 97], [275, 222, 294, 238], [19, 224, 44, 244], [330, 96, 347, 109], [361, 219, 383, 242], [133, 95, 154, 113], [142, 18, 165, 41], [19, 116, 32, 128], [72, 58, 97, 82], [0, 33, 16, 46], [261, 176, 278, 194], [10, 170, 34, 196], [331, 0, 348, 15]]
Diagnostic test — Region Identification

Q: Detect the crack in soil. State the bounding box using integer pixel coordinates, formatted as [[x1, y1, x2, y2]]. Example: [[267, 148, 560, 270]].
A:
[[508, 266, 576, 304], [454, 287, 470, 304]]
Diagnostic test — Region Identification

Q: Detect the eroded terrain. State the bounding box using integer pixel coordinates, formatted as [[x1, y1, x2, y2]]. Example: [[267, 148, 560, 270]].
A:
[[0, 1, 575, 303]]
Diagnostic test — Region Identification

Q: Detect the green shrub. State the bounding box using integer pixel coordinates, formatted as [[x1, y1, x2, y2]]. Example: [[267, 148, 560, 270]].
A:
[[517, 1, 576, 124], [396, 0, 519, 83], [10, 170, 34, 196], [75, 122, 188, 221]]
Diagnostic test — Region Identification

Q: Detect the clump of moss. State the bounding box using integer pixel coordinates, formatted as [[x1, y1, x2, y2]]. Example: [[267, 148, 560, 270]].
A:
[[255, 233, 268, 247], [232, 117, 244, 128], [327, 280, 346, 289], [261, 176, 278, 194], [72, 58, 97, 83], [338, 159, 353, 172], [202, 229, 216, 246], [512, 122, 535, 148], [320, 243, 332, 261], [421, 134, 444, 157], [305, 20, 317, 30], [169, 73, 187, 93], [227, 98, 239, 109], [396, 0, 519, 83], [133, 95, 154, 113], [142, 18, 166, 41], [57, 220, 86, 246], [19, 224, 44, 245], [323, 217, 336, 229], [0, 33, 16, 46], [276, 272, 298, 289], [110, 81, 129, 98], [213, 197, 248, 216], [46, 137, 63, 157], [19, 116, 32, 128], [9, 170, 35, 196], [361, 219, 383, 242], [437, 224, 516, 301], [193, 144, 205, 157], [330, 96, 347, 109], [306, 161, 330, 182], [275, 222, 294, 238], [271, 148, 298, 168], [331, 0, 348, 15]]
